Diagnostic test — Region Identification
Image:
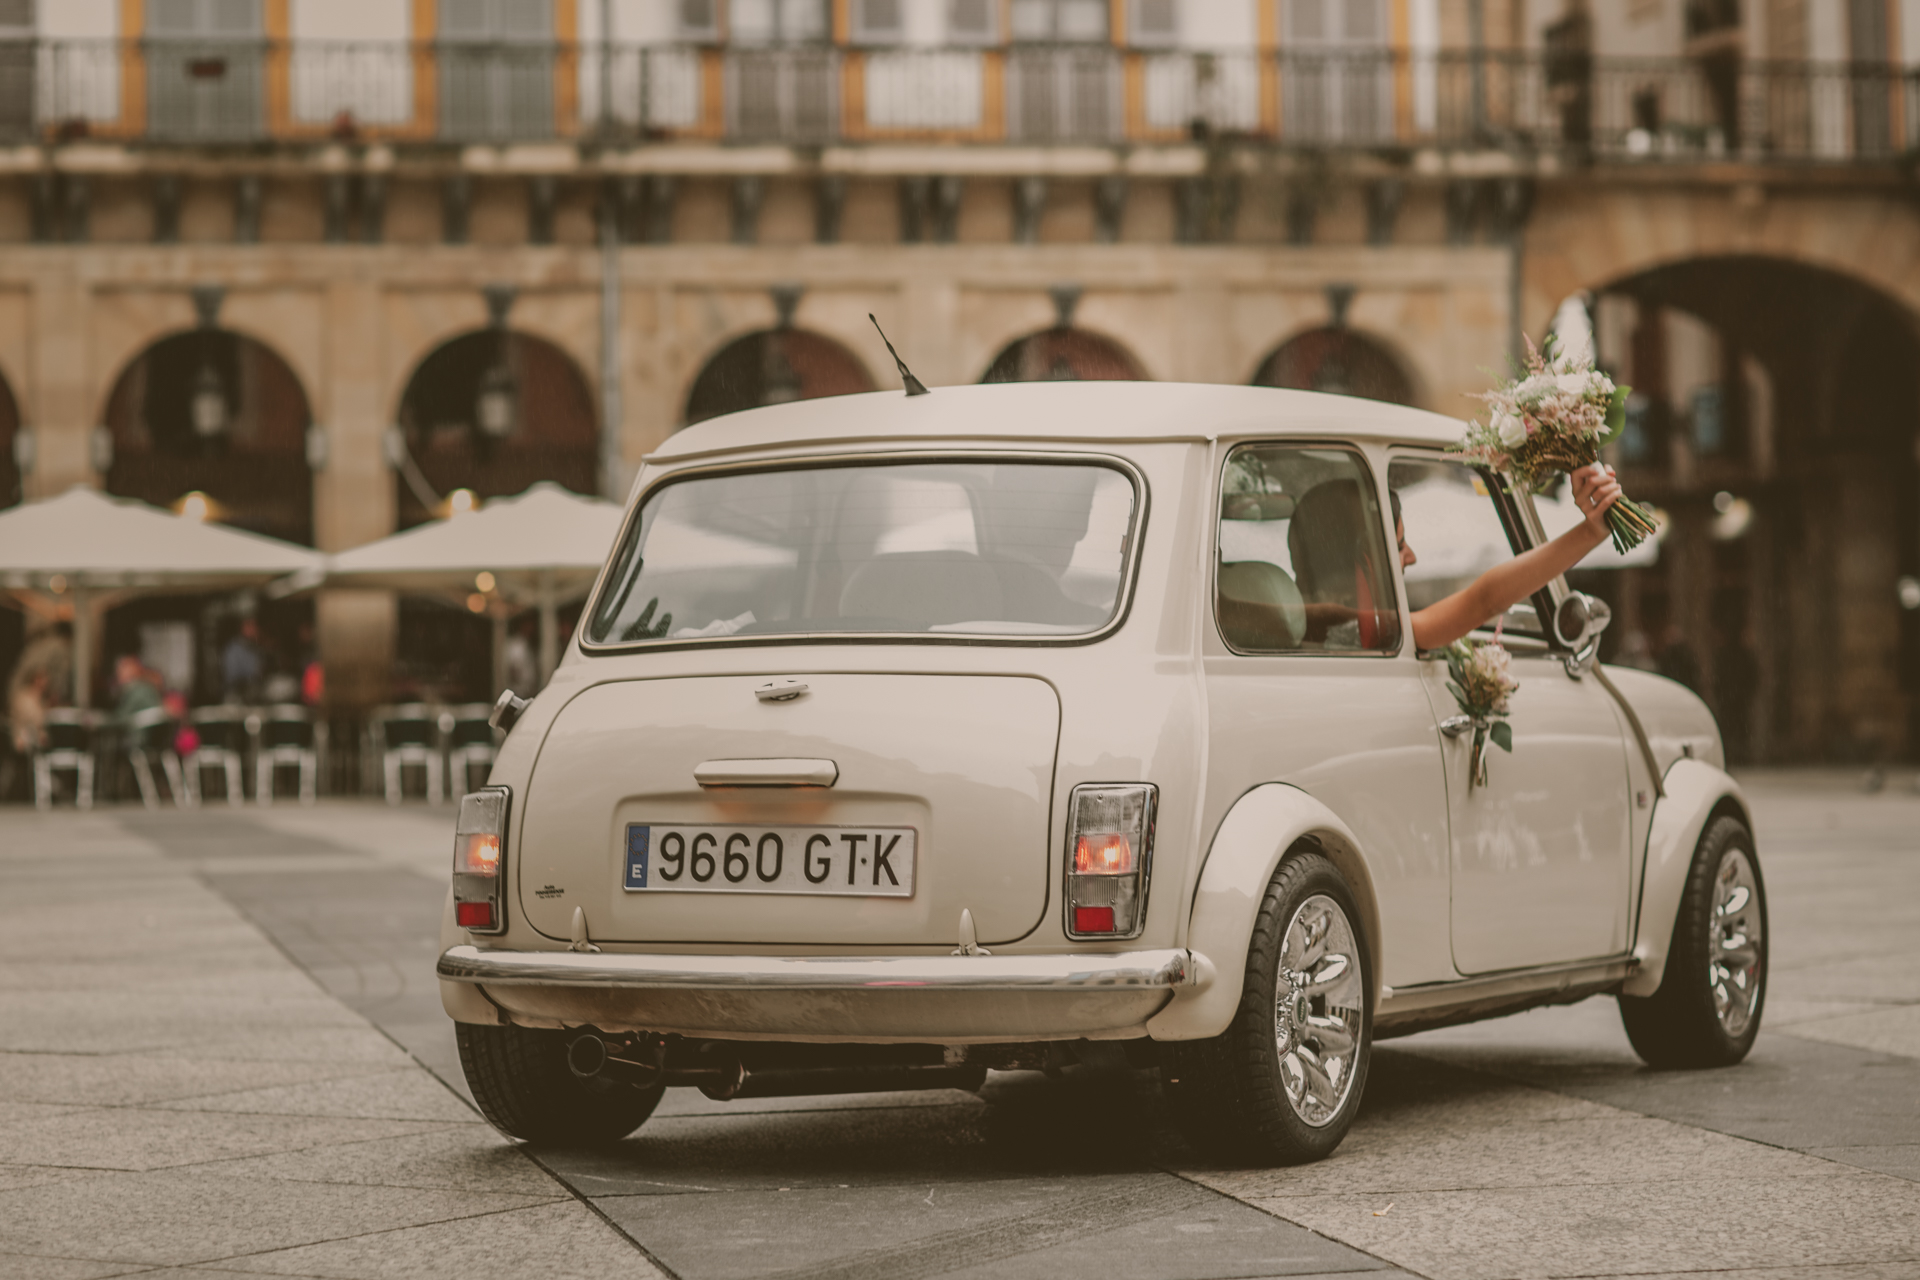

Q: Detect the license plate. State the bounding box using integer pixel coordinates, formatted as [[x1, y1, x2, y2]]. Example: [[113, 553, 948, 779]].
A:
[[623, 824, 916, 897]]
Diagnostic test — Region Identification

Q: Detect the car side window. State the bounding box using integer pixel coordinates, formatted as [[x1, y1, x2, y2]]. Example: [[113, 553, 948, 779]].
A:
[[1216, 444, 1402, 654], [1387, 456, 1545, 638]]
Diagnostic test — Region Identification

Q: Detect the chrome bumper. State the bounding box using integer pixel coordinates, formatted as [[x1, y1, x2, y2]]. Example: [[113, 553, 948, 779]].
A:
[[437, 945, 1202, 993]]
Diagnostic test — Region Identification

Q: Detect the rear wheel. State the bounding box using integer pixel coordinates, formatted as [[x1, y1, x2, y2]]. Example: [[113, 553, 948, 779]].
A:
[[1163, 850, 1371, 1165], [1619, 815, 1767, 1068], [457, 1023, 664, 1146]]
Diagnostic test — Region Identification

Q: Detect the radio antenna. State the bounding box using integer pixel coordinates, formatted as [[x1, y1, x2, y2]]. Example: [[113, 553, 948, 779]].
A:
[[868, 314, 930, 397]]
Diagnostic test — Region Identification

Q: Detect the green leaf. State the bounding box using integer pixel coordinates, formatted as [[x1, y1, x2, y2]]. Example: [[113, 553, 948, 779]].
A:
[[1599, 384, 1632, 448], [1489, 720, 1513, 753]]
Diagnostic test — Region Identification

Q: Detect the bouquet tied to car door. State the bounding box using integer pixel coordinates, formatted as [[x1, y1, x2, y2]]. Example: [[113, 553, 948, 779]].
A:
[[1445, 637, 1520, 791]]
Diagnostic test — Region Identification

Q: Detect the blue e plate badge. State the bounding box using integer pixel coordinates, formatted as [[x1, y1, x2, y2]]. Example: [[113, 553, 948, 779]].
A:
[[624, 825, 649, 889]]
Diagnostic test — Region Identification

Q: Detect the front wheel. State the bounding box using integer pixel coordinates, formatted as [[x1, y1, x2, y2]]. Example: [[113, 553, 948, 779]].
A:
[[457, 1023, 664, 1146], [1163, 849, 1372, 1165], [1619, 814, 1768, 1068]]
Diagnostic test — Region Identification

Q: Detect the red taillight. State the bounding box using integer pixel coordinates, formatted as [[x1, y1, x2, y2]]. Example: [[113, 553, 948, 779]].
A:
[[1073, 834, 1134, 875], [458, 833, 502, 876], [1073, 906, 1115, 933], [456, 902, 494, 928]]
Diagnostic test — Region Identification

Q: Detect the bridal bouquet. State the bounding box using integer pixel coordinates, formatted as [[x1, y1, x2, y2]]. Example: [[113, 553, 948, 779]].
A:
[[1459, 337, 1659, 553], [1445, 637, 1519, 791]]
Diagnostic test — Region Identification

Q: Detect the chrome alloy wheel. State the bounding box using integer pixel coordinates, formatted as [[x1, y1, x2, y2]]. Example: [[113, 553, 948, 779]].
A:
[[1274, 893, 1365, 1128], [1709, 848, 1764, 1038]]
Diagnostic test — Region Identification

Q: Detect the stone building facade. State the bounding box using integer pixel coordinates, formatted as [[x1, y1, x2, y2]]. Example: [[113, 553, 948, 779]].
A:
[[2, 0, 1918, 762]]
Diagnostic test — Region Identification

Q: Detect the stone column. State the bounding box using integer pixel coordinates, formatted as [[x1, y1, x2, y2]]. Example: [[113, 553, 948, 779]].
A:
[[313, 276, 396, 710], [1171, 279, 1231, 384], [25, 268, 93, 498], [902, 275, 960, 388]]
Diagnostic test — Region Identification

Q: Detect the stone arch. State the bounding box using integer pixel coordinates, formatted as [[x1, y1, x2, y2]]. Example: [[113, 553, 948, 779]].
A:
[[1566, 253, 1920, 766], [393, 327, 600, 530], [682, 327, 877, 427], [100, 327, 316, 545], [1522, 189, 1920, 344], [979, 327, 1148, 383], [375, 296, 601, 451], [1249, 326, 1420, 407]]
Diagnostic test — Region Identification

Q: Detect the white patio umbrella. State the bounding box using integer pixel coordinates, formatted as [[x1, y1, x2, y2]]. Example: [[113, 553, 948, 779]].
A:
[[0, 486, 324, 708], [320, 482, 624, 690]]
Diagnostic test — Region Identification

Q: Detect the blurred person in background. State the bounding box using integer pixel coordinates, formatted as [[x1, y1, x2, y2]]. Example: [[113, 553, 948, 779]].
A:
[[111, 654, 165, 724], [297, 622, 324, 707], [221, 618, 263, 704], [8, 621, 74, 751], [503, 615, 536, 694]]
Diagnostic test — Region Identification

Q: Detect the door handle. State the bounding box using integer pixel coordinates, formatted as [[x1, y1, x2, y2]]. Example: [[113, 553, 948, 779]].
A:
[[694, 758, 838, 788], [1438, 715, 1474, 738]]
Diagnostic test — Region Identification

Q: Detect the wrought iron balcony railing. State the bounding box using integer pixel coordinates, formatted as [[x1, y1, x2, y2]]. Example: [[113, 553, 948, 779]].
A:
[[5, 39, 1916, 164]]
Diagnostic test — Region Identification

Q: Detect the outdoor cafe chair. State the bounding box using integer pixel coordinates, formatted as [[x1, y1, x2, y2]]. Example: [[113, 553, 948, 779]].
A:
[[375, 703, 445, 804], [184, 706, 250, 806], [445, 702, 499, 794], [250, 704, 322, 806], [33, 708, 96, 811], [124, 704, 184, 810]]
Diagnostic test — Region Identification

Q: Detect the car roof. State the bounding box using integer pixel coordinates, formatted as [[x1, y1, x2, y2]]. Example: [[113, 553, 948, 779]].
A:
[[644, 382, 1467, 464]]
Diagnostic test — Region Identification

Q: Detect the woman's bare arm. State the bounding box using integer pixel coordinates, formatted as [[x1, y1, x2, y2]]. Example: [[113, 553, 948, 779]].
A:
[[1409, 464, 1623, 651]]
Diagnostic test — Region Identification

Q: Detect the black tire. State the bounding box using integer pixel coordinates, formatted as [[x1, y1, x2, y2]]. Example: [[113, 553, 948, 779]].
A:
[[1162, 849, 1372, 1165], [1619, 814, 1768, 1069], [456, 1023, 664, 1146]]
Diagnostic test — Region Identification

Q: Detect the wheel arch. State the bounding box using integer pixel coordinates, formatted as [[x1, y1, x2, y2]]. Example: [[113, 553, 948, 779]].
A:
[[1149, 783, 1384, 1042], [1622, 759, 1751, 998]]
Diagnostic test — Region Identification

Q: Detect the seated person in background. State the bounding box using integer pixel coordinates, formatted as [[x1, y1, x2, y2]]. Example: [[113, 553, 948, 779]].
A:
[[1399, 463, 1621, 651], [112, 655, 165, 723]]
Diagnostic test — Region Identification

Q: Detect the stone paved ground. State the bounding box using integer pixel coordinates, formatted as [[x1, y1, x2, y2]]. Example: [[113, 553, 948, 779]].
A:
[[0, 770, 1915, 1280]]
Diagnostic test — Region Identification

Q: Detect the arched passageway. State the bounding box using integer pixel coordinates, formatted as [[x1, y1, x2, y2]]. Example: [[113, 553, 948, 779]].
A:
[[684, 328, 876, 427], [102, 329, 314, 544], [97, 330, 317, 704], [1251, 328, 1416, 406], [394, 328, 599, 530], [981, 329, 1146, 383], [388, 329, 599, 701], [1573, 256, 1920, 764]]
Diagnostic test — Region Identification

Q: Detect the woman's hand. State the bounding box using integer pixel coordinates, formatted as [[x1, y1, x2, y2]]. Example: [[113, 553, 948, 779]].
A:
[[1570, 463, 1622, 537]]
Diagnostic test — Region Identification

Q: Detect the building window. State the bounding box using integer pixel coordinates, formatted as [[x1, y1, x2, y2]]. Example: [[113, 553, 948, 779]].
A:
[[144, 0, 265, 142], [1282, 0, 1392, 144], [947, 0, 997, 44], [852, 0, 905, 44], [1010, 0, 1110, 43], [677, 0, 720, 41], [731, 0, 830, 45], [438, 0, 554, 141], [1131, 0, 1180, 47]]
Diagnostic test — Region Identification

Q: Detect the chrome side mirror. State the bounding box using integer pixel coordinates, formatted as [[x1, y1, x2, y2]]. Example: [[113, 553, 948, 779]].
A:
[[489, 688, 530, 734], [1554, 593, 1612, 674]]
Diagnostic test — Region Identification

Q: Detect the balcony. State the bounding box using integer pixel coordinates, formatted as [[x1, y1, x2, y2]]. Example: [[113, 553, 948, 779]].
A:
[[3, 39, 1915, 165]]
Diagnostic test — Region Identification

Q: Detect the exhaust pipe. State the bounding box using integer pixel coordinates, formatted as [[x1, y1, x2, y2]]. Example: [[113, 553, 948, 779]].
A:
[[565, 1033, 746, 1097]]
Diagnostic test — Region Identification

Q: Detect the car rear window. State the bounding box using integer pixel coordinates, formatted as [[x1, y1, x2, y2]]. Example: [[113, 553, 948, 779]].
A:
[[586, 460, 1139, 645]]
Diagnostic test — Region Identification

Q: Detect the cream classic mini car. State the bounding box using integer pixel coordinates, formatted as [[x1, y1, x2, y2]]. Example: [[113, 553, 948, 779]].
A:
[[437, 380, 1766, 1165]]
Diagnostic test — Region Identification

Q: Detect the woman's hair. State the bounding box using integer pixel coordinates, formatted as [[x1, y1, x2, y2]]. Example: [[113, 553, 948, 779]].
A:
[[1389, 488, 1403, 532]]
